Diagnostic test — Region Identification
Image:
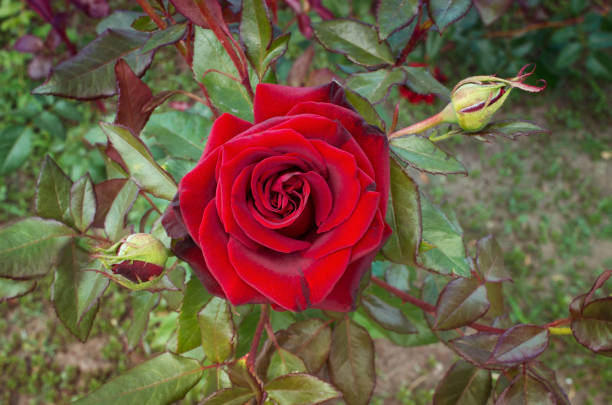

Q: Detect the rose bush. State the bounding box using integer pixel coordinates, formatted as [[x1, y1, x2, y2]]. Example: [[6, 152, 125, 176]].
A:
[[163, 81, 391, 311]]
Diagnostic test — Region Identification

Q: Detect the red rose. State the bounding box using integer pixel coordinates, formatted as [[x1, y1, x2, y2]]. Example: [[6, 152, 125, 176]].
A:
[[163, 82, 391, 311]]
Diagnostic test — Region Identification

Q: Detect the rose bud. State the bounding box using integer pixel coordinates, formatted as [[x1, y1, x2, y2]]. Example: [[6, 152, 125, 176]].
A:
[[163, 81, 391, 312], [110, 233, 168, 283], [446, 64, 546, 132]]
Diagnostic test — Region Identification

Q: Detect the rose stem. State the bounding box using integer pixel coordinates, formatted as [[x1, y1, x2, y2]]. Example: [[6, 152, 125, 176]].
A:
[[388, 107, 450, 140], [371, 276, 435, 313], [247, 304, 270, 367]]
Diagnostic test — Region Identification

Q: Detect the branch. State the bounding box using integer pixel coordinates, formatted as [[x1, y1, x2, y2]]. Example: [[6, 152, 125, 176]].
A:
[[247, 304, 270, 367]]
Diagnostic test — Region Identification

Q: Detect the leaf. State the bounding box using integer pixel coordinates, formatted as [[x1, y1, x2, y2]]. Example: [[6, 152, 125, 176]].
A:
[[266, 374, 341, 404], [0, 218, 75, 279], [0, 278, 36, 301], [475, 235, 512, 282], [281, 319, 332, 373], [313, 19, 395, 67], [262, 34, 290, 74], [114, 58, 154, 135], [418, 195, 471, 277], [177, 276, 211, 353], [75, 261, 110, 323], [0, 126, 34, 174], [571, 297, 612, 355], [92, 179, 128, 228], [391, 136, 467, 175], [202, 365, 232, 397], [450, 333, 499, 367], [240, 0, 272, 76], [377, 0, 419, 39], [36, 155, 73, 224], [381, 158, 421, 265], [53, 241, 100, 342], [143, 111, 210, 161], [403, 66, 451, 100], [428, 0, 473, 33], [344, 88, 386, 130], [34, 26, 184, 99], [488, 325, 549, 366], [329, 319, 375, 405], [193, 27, 254, 121], [495, 372, 556, 405], [38, 110, 66, 139], [475, 120, 548, 139], [433, 360, 492, 405], [100, 122, 177, 200], [473, 0, 512, 25], [434, 277, 490, 330], [346, 68, 406, 104], [126, 290, 160, 350], [70, 174, 97, 232], [198, 297, 236, 363], [104, 179, 139, 241], [267, 348, 307, 380], [72, 352, 203, 404], [361, 292, 417, 334], [201, 387, 254, 405], [526, 363, 571, 405]]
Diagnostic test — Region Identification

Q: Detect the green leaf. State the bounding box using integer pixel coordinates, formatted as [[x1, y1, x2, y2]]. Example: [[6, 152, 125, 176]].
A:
[[100, 122, 177, 200], [262, 34, 290, 74], [53, 241, 100, 342], [0, 278, 36, 301], [201, 387, 254, 405], [0, 126, 33, 175], [193, 27, 254, 121], [428, 0, 472, 33], [433, 360, 492, 405], [267, 348, 307, 380], [235, 305, 262, 357], [346, 68, 406, 104], [0, 218, 75, 279], [434, 278, 490, 330], [240, 0, 273, 76], [126, 290, 160, 350], [475, 235, 511, 282], [361, 292, 417, 334], [488, 325, 549, 366], [38, 111, 66, 139], [104, 179, 139, 242], [70, 174, 97, 232], [202, 365, 232, 397], [329, 319, 375, 405], [266, 374, 340, 405], [418, 195, 471, 277], [73, 352, 203, 404], [391, 136, 467, 175], [475, 120, 548, 139], [313, 20, 395, 67], [382, 158, 421, 265], [571, 298, 612, 355], [34, 27, 184, 99], [377, 0, 419, 39], [198, 297, 236, 363], [344, 88, 386, 130], [177, 276, 211, 353], [36, 155, 73, 223], [496, 372, 556, 405], [75, 261, 110, 323], [143, 111, 210, 161], [281, 319, 332, 373], [403, 66, 451, 100]]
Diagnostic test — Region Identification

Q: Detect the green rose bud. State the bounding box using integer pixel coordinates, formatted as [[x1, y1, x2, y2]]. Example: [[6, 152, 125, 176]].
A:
[[106, 233, 168, 283]]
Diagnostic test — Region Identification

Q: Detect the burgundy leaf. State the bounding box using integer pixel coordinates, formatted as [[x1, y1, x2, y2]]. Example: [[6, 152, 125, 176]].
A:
[[571, 297, 612, 356], [92, 178, 128, 228], [114, 59, 154, 135], [14, 35, 44, 53], [434, 277, 490, 330], [487, 325, 549, 366], [28, 56, 53, 80]]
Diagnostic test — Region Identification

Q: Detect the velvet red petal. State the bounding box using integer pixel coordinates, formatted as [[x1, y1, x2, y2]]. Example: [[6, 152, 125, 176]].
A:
[[202, 113, 252, 159], [199, 201, 265, 305], [302, 171, 332, 226], [254, 83, 338, 123]]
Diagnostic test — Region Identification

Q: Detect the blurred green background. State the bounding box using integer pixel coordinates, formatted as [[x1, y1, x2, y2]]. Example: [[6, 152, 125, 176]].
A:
[[1, 0, 610, 403]]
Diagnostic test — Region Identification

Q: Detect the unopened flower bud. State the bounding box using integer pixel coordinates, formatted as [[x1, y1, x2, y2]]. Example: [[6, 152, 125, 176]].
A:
[[111, 233, 168, 282]]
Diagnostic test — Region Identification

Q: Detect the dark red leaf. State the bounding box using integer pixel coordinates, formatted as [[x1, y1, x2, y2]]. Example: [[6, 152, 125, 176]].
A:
[[14, 35, 44, 53], [433, 360, 492, 405], [114, 59, 154, 135], [28, 56, 53, 80], [571, 297, 612, 356], [434, 277, 490, 330], [450, 333, 500, 368], [487, 325, 548, 366], [92, 178, 127, 228]]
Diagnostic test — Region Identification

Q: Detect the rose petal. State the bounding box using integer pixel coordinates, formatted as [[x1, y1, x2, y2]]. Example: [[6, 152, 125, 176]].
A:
[[201, 112, 253, 159], [302, 171, 332, 226], [350, 211, 387, 261], [179, 148, 220, 241], [199, 201, 265, 305], [254, 82, 345, 123], [309, 139, 361, 233], [227, 238, 351, 310], [306, 191, 380, 259]]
